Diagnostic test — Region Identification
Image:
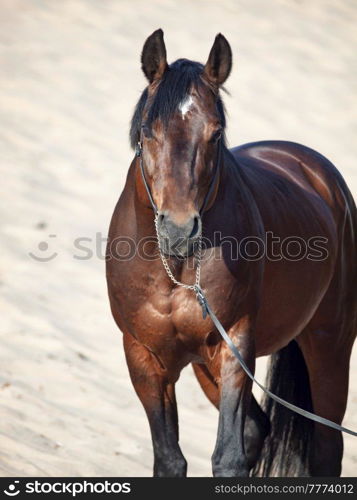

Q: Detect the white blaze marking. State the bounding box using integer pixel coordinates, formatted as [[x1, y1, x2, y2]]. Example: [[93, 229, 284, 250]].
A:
[[179, 95, 193, 118]]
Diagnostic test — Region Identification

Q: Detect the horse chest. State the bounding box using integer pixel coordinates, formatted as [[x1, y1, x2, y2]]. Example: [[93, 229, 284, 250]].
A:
[[113, 262, 240, 362]]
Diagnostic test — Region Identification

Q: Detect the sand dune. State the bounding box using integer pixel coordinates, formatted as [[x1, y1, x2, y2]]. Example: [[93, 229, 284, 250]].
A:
[[0, 0, 356, 476]]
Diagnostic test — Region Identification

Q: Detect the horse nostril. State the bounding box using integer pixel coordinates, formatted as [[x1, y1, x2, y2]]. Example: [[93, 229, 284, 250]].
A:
[[157, 213, 165, 230], [189, 216, 200, 239]]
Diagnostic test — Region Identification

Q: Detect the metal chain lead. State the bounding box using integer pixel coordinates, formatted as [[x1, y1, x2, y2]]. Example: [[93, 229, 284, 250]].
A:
[[154, 214, 208, 318], [154, 213, 202, 292]]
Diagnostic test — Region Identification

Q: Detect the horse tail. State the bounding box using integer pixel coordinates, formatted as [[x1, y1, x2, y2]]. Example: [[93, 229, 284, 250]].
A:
[[252, 340, 314, 477]]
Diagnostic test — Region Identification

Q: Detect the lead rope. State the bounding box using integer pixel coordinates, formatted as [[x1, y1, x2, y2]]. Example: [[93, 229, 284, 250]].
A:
[[139, 140, 357, 437]]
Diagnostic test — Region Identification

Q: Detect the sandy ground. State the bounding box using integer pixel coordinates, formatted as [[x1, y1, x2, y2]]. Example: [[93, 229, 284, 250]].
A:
[[0, 0, 356, 477]]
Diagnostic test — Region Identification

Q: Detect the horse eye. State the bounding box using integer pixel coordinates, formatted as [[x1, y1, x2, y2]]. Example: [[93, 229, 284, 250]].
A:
[[209, 128, 222, 143], [141, 124, 151, 139]]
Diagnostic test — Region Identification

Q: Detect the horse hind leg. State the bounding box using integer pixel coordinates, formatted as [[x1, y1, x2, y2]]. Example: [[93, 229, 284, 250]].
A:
[[297, 241, 356, 477], [192, 362, 270, 471], [244, 395, 271, 470], [297, 327, 354, 476], [192, 362, 219, 408]]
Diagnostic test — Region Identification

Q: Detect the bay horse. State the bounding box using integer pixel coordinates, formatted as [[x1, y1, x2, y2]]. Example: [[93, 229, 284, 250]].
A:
[[106, 29, 357, 477]]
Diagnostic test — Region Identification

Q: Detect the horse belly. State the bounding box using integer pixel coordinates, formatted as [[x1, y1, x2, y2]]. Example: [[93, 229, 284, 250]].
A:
[[255, 257, 335, 356]]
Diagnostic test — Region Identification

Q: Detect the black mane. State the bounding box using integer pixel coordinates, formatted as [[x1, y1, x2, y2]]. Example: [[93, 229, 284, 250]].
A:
[[129, 59, 226, 149]]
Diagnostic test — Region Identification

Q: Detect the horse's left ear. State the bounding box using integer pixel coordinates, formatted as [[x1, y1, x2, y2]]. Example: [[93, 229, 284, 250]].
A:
[[204, 34, 232, 87], [141, 29, 168, 83]]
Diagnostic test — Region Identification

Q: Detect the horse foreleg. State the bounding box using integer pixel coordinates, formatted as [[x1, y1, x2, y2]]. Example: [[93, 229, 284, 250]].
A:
[[192, 362, 269, 471], [123, 332, 187, 477], [211, 321, 255, 477]]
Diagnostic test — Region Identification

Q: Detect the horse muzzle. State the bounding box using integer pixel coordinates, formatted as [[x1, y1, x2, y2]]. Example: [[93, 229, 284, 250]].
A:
[[156, 211, 202, 257]]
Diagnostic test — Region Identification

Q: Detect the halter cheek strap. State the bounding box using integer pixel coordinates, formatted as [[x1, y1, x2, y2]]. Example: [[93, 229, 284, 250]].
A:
[[199, 141, 222, 215], [136, 141, 158, 213]]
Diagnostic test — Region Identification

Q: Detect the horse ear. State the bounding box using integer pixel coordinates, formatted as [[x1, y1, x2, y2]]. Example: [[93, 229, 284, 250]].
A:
[[204, 34, 232, 87], [141, 29, 168, 83]]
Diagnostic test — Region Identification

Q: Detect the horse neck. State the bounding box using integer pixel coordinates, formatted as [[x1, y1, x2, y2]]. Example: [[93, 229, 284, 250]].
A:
[[217, 147, 264, 237]]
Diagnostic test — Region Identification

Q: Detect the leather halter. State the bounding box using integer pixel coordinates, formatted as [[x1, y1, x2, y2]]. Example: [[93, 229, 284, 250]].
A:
[[135, 137, 222, 216]]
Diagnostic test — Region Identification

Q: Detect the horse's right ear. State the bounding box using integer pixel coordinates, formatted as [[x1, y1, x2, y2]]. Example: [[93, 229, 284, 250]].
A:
[[204, 33, 232, 87], [141, 29, 168, 83]]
